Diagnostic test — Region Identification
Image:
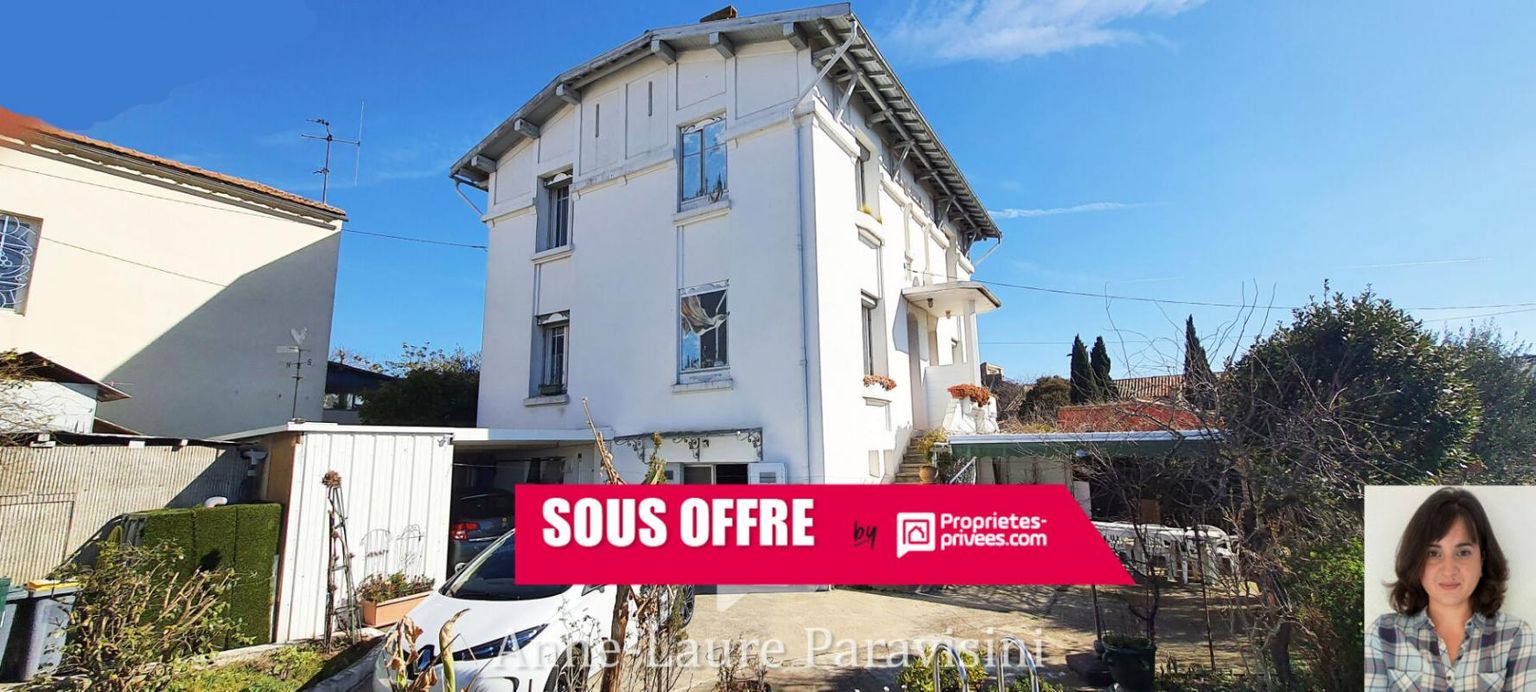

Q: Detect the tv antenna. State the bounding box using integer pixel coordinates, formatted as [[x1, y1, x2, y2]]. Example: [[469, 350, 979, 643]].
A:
[[301, 104, 363, 204], [277, 327, 313, 420]]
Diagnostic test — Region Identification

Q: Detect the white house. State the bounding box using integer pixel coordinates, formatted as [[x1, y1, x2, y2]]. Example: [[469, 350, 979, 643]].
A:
[[452, 4, 1002, 486], [0, 108, 347, 438]]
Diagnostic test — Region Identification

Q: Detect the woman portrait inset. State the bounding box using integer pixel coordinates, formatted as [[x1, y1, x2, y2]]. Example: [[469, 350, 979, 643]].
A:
[[1365, 487, 1535, 691]]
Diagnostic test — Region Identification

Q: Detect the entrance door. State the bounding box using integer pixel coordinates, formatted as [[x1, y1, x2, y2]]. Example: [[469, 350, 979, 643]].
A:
[[907, 313, 925, 429]]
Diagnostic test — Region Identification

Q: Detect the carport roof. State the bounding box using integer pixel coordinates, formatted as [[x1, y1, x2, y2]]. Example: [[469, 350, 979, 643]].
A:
[[948, 430, 1219, 458]]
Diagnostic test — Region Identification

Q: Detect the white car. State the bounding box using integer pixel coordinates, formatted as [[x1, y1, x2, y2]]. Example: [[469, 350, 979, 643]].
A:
[[371, 530, 694, 692]]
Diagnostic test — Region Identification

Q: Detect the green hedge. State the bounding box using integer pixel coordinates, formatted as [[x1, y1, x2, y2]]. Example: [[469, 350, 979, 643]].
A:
[[128, 503, 281, 647]]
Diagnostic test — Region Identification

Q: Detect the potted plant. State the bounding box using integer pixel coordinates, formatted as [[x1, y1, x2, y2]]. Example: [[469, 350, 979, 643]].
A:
[[946, 383, 992, 407], [358, 572, 435, 628], [1099, 632, 1157, 691], [863, 374, 897, 391], [918, 461, 937, 484]]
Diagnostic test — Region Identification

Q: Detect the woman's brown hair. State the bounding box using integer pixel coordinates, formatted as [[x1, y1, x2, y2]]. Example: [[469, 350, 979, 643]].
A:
[[1389, 487, 1508, 616]]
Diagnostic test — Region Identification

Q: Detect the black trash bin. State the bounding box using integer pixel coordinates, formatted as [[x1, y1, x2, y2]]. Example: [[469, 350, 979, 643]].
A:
[[0, 583, 79, 683]]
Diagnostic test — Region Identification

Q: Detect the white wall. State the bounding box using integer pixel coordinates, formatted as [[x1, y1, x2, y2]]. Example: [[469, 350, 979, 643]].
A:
[[0, 145, 340, 438], [1364, 485, 1536, 627], [479, 46, 820, 482], [266, 429, 453, 642], [476, 35, 984, 484]]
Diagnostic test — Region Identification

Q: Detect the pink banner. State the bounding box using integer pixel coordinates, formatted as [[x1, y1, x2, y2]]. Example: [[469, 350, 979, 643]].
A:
[[513, 485, 1133, 585]]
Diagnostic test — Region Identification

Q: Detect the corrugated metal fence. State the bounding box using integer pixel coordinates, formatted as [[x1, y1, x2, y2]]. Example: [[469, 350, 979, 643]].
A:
[[0, 442, 248, 582]]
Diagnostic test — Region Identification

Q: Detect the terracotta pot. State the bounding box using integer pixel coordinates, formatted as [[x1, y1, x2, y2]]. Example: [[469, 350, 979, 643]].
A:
[[359, 591, 430, 628], [918, 464, 936, 484]]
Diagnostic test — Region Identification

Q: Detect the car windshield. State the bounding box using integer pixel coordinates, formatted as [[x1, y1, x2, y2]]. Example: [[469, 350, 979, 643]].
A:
[[453, 493, 514, 519], [443, 531, 569, 601]]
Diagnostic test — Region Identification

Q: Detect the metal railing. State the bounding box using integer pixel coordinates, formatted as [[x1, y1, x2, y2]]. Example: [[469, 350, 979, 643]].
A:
[[930, 642, 970, 692], [996, 636, 1041, 692], [947, 456, 978, 484]]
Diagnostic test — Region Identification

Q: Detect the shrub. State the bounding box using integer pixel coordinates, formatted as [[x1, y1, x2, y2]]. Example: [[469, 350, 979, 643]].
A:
[[913, 429, 948, 464], [56, 542, 243, 691], [1287, 534, 1365, 691], [895, 646, 988, 692], [357, 572, 435, 603]]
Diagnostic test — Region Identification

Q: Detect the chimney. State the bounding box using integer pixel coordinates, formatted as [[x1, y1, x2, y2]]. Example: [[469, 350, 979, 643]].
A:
[[700, 5, 738, 22]]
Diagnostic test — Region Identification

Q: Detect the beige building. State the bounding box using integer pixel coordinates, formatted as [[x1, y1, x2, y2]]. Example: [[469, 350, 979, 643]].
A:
[[0, 108, 347, 437]]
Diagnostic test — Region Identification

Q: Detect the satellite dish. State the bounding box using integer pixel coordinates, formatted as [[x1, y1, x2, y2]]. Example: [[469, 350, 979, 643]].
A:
[[291, 328, 308, 346]]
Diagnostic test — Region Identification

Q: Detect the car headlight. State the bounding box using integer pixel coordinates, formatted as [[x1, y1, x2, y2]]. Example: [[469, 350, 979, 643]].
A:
[[505, 624, 548, 652], [454, 636, 507, 662], [452, 624, 547, 661]]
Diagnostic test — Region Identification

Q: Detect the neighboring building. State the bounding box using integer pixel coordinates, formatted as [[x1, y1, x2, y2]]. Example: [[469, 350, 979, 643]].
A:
[[1114, 374, 1184, 403], [453, 4, 1002, 484], [322, 360, 396, 424], [0, 351, 131, 434], [980, 361, 1005, 389], [1056, 401, 1203, 433], [0, 107, 347, 438]]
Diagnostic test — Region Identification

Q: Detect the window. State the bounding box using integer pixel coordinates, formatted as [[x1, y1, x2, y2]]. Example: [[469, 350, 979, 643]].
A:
[[855, 143, 870, 212], [540, 173, 571, 251], [679, 286, 728, 372], [536, 312, 569, 395], [1, 214, 40, 313], [861, 292, 880, 376], [324, 392, 366, 411], [679, 117, 726, 206]]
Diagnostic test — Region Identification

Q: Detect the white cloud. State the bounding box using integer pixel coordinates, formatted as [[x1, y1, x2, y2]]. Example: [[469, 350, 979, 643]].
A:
[[989, 201, 1144, 218], [884, 0, 1207, 63]]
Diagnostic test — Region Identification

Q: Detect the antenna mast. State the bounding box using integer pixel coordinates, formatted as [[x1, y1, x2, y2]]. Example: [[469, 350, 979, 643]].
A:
[[278, 328, 313, 420], [302, 117, 361, 204]]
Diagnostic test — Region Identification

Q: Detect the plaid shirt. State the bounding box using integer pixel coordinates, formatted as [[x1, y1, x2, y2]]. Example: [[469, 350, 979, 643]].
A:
[[1366, 610, 1536, 691]]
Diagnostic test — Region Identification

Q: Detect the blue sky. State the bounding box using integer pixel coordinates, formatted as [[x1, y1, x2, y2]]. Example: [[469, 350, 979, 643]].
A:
[[13, 1, 1536, 382]]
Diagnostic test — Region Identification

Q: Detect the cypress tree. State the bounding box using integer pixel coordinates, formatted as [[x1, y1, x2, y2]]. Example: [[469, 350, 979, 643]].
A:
[[1069, 336, 1095, 404], [1183, 315, 1218, 410], [1090, 336, 1118, 401]]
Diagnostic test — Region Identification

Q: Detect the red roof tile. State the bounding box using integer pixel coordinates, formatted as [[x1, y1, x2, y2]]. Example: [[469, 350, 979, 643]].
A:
[[0, 106, 344, 219]]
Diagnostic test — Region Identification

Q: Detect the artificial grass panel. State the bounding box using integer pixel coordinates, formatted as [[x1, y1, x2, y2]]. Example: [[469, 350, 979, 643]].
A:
[[131, 504, 281, 647], [230, 504, 280, 645], [135, 508, 197, 578]]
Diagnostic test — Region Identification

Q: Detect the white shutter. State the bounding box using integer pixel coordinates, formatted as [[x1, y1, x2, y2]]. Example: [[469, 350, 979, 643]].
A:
[[748, 462, 786, 485], [662, 463, 684, 484]]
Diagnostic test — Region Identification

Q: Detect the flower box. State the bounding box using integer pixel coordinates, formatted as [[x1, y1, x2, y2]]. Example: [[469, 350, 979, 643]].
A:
[[359, 591, 430, 628], [356, 572, 435, 628], [862, 374, 897, 391]]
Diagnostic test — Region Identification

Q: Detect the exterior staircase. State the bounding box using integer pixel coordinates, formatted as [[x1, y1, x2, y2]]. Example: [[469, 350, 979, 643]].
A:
[[894, 445, 931, 484]]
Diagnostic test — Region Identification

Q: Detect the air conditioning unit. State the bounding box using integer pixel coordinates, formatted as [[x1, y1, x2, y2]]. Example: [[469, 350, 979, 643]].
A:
[[747, 462, 786, 485]]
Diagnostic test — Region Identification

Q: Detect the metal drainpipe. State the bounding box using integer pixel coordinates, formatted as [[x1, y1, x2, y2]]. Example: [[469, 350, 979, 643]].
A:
[[794, 102, 823, 484], [453, 178, 486, 216]]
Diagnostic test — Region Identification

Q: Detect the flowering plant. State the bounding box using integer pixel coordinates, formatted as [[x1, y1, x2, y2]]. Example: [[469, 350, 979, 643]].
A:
[[947, 383, 992, 406], [863, 374, 897, 391]]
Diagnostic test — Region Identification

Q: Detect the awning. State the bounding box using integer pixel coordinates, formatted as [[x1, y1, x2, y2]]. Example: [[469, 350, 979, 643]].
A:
[[901, 281, 1001, 316], [948, 430, 1219, 459]]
